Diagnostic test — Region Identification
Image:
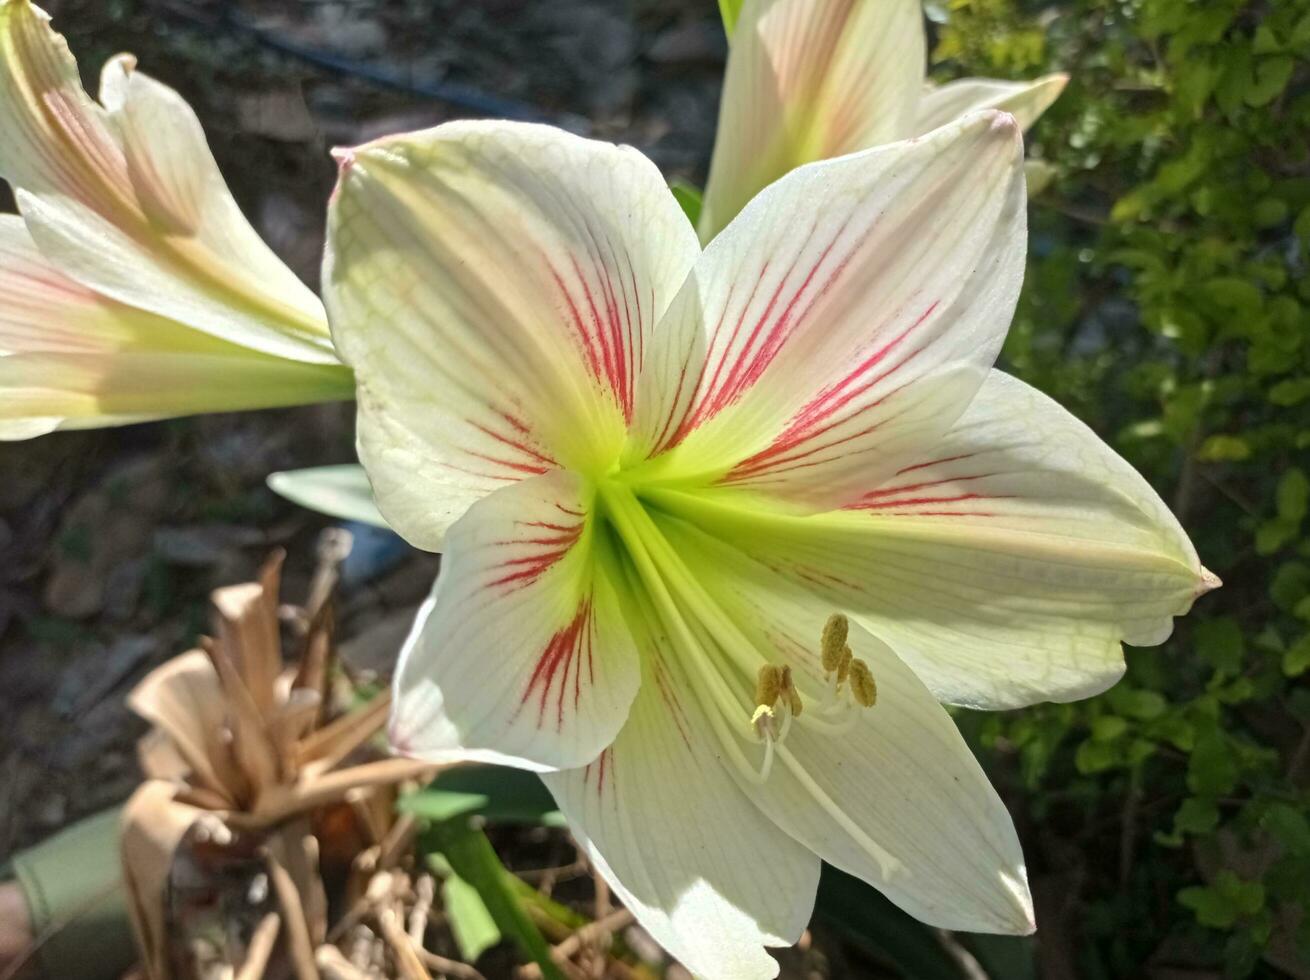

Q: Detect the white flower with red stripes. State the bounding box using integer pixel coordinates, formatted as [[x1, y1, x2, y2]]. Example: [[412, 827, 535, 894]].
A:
[[324, 111, 1216, 979]]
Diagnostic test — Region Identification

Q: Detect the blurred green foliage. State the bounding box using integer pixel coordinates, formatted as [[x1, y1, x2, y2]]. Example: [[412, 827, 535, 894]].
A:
[[937, 0, 1310, 975]]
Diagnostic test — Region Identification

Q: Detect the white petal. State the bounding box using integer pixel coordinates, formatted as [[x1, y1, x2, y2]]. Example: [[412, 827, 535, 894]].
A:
[[699, 0, 926, 242], [542, 589, 819, 979], [629, 111, 1027, 511], [652, 370, 1216, 709], [325, 120, 699, 549], [390, 470, 640, 772], [914, 74, 1068, 137], [0, 219, 350, 438], [0, 214, 203, 355], [659, 524, 1033, 934], [0, 4, 332, 360]]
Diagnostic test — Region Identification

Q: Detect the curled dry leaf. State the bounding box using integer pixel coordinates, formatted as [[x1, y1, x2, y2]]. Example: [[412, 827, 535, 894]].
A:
[[120, 541, 436, 980]]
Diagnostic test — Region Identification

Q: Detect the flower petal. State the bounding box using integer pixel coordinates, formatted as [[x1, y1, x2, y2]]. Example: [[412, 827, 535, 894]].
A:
[[324, 120, 699, 549], [0, 350, 353, 440], [699, 0, 925, 243], [657, 522, 1033, 934], [0, 215, 350, 436], [651, 370, 1216, 709], [0, 1, 331, 361], [0, 213, 231, 355], [389, 470, 641, 772], [629, 111, 1027, 512], [542, 581, 819, 979], [914, 74, 1068, 137]]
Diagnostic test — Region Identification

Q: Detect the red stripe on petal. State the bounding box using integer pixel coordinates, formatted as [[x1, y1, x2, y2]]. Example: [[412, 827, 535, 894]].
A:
[[518, 599, 597, 732], [486, 516, 585, 592]]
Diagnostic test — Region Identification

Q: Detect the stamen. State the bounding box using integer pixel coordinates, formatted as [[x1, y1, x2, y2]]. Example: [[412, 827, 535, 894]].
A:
[[835, 644, 853, 688], [849, 658, 878, 708], [753, 664, 802, 743], [821, 614, 848, 676], [755, 664, 783, 710], [781, 666, 804, 718]]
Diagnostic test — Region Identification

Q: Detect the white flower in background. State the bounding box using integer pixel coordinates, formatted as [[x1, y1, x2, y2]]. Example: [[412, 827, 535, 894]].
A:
[[698, 0, 1068, 241], [324, 113, 1216, 978], [0, 0, 351, 439]]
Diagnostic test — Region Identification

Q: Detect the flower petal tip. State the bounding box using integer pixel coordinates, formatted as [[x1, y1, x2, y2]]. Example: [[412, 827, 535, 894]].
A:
[[985, 108, 1022, 138], [387, 719, 415, 759], [108, 52, 137, 73], [330, 146, 357, 173], [1198, 567, 1223, 595], [1003, 872, 1038, 935]]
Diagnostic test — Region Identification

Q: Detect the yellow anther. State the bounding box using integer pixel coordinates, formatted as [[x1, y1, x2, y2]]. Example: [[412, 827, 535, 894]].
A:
[[849, 658, 877, 708], [755, 664, 783, 709], [835, 644, 853, 686], [780, 665, 804, 717], [820, 614, 849, 673]]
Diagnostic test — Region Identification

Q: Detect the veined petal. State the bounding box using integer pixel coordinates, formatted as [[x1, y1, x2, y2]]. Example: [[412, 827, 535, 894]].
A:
[[542, 577, 819, 980], [651, 371, 1217, 709], [658, 522, 1033, 934], [629, 111, 1027, 512], [0, 1, 332, 361], [699, 0, 925, 243], [0, 350, 353, 440], [325, 120, 699, 549], [389, 470, 641, 772], [914, 74, 1068, 137], [0, 214, 232, 355]]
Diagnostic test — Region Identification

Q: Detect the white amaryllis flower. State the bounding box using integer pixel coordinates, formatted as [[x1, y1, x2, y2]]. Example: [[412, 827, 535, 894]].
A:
[[0, 0, 351, 439], [698, 0, 1068, 242], [324, 114, 1215, 978]]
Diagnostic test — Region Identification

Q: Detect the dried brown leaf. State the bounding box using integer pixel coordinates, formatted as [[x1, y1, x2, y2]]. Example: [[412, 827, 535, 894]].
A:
[[127, 651, 244, 804], [120, 781, 206, 980]]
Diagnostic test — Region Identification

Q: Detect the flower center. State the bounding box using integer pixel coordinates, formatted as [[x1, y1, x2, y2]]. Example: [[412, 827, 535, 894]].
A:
[[596, 482, 876, 785]]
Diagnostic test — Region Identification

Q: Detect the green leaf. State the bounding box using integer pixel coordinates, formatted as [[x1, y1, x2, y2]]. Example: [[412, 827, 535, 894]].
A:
[[1277, 468, 1309, 523], [1197, 434, 1252, 462], [1179, 872, 1265, 929], [1188, 727, 1239, 796], [266, 465, 389, 528], [1195, 618, 1245, 677], [424, 822, 566, 980], [1245, 55, 1294, 106], [1271, 561, 1310, 612], [1282, 632, 1310, 677], [1269, 378, 1310, 406], [1091, 715, 1129, 741], [1256, 518, 1298, 555], [1261, 803, 1310, 856], [442, 868, 503, 961], [1075, 738, 1119, 773], [1108, 687, 1167, 721], [401, 766, 563, 826], [1174, 797, 1220, 835], [669, 179, 703, 229]]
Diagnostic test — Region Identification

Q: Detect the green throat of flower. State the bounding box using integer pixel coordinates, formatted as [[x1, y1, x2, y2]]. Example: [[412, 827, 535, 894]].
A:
[[593, 480, 878, 786]]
